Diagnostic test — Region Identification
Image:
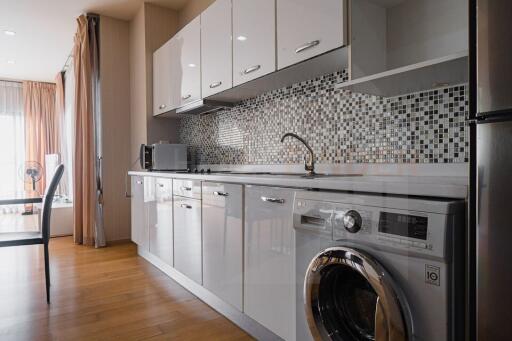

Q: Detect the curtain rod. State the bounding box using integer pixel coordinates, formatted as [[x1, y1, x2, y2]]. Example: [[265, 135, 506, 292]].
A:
[[0, 78, 56, 85], [0, 78, 22, 84]]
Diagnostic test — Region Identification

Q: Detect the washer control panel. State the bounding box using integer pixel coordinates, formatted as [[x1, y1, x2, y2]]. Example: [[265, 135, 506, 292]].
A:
[[292, 191, 461, 260]]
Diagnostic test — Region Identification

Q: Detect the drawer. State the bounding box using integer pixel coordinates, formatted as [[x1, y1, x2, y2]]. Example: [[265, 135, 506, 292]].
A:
[[202, 182, 242, 205], [155, 178, 173, 200], [173, 179, 201, 199]]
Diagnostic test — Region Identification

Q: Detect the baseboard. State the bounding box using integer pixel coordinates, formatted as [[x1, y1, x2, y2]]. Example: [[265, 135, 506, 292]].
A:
[[138, 248, 282, 341], [106, 238, 132, 246]]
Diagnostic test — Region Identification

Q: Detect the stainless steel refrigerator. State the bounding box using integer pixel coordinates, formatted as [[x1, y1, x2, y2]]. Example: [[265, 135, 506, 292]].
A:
[[473, 0, 512, 339]]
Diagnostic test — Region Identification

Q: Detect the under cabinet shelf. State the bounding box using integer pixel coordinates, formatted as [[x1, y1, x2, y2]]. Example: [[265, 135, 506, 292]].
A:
[[337, 51, 468, 98]]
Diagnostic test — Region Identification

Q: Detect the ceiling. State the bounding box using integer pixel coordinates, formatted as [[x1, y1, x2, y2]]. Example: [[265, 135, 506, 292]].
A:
[[0, 0, 189, 82]]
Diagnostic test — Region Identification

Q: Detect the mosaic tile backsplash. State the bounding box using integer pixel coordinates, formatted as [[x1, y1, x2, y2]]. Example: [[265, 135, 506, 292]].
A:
[[179, 70, 468, 165]]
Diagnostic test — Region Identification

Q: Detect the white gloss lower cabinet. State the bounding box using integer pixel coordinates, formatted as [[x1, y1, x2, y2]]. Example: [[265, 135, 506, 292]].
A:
[[173, 195, 202, 284], [202, 182, 243, 311], [244, 185, 296, 341], [131, 176, 148, 250], [149, 178, 173, 266]]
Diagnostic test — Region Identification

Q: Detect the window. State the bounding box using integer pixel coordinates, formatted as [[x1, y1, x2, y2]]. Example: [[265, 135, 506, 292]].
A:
[[0, 81, 24, 199]]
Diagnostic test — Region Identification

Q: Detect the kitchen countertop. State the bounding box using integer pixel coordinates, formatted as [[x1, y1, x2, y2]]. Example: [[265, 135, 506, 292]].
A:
[[128, 170, 468, 199]]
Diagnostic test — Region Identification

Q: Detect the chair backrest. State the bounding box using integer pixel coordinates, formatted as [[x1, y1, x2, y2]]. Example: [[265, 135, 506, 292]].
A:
[[41, 164, 64, 243]]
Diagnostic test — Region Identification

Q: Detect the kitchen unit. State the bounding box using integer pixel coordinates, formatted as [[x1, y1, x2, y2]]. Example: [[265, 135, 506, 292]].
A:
[[129, 170, 468, 340], [154, 0, 348, 114], [153, 0, 467, 112], [133, 0, 471, 339]]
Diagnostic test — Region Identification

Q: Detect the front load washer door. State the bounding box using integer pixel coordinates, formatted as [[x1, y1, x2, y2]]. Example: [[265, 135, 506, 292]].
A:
[[304, 247, 412, 341]]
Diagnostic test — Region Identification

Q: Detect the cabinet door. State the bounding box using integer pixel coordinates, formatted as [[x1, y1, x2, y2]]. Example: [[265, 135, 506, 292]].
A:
[[173, 196, 202, 284], [277, 0, 347, 70], [244, 185, 296, 341], [177, 16, 201, 107], [201, 0, 233, 97], [233, 0, 276, 86], [131, 176, 146, 247], [153, 40, 174, 115], [203, 182, 243, 311], [149, 178, 173, 266]]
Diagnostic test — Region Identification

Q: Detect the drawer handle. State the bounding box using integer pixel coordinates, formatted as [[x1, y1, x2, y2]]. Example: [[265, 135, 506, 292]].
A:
[[209, 81, 222, 88], [182, 94, 191, 100], [136, 180, 143, 185], [180, 203, 193, 209], [213, 191, 229, 197], [295, 40, 320, 54], [261, 196, 285, 204], [158, 183, 164, 188], [181, 186, 192, 191], [159, 104, 166, 110], [243, 65, 261, 75]]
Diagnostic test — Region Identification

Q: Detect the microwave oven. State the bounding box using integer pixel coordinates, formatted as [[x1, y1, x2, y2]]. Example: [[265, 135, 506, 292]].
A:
[[139, 143, 187, 171]]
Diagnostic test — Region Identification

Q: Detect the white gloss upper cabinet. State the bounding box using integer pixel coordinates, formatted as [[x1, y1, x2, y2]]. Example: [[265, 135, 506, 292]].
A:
[[202, 182, 243, 311], [176, 16, 201, 107], [201, 0, 233, 97], [153, 40, 176, 115], [233, 0, 276, 86], [277, 0, 347, 70], [149, 178, 173, 266], [244, 185, 297, 341]]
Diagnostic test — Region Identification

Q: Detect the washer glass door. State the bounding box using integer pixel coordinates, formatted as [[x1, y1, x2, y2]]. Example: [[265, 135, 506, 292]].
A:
[[304, 247, 411, 341]]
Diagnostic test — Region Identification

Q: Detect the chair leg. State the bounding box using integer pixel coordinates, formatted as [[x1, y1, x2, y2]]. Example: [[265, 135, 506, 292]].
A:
[[44, 243, 50, 304]]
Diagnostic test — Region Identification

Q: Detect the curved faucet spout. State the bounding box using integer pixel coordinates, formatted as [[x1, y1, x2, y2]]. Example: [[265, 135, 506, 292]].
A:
[[280, 133, 316, 176]]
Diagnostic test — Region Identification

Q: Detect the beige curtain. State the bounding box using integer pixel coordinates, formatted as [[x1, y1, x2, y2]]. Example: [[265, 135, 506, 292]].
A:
[[73, 14, 96, 246], [54, 72, 67, 196], [23, 81, 59, 194]]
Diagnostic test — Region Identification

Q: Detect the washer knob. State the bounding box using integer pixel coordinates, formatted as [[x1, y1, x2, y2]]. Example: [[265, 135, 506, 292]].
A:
[[343, 210, 362, 233]]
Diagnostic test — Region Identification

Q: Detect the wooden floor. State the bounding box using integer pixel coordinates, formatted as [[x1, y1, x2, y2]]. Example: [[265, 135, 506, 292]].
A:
[[0, 236, 253, 341]]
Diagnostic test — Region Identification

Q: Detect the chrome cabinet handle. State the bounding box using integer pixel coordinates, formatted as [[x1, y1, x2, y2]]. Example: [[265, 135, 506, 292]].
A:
[[243, 65, 261, 75], [261, 196, 285, 204], [159, 104, 166, 109], [181, 186, 192, 191], [180, 203, 192, 209], [182, 94, 191, 100], [213, 191, 229, 197], [210, 81, 222, 88], [295, 40, 320, 54], [136, 180, 143, 185]]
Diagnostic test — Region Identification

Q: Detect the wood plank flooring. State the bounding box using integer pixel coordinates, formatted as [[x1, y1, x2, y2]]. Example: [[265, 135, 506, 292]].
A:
[[0, 236, 253, 341]]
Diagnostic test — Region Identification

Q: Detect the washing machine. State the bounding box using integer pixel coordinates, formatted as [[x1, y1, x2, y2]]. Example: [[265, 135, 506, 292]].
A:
[[293, 190, 465, 341]]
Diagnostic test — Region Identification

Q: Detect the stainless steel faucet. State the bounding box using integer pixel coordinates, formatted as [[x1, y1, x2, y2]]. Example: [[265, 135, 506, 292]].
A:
[[280, 133, 315, 176]]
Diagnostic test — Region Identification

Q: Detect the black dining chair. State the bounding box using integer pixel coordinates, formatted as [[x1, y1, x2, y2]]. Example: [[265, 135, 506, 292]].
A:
[[0, 164, 64, 304]]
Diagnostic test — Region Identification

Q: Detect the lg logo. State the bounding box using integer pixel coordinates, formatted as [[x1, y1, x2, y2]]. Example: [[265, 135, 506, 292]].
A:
[[425, 264, 441, 286]]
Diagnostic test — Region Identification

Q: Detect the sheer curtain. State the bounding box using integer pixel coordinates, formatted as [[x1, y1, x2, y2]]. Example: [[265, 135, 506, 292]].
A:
[[23, 81, 58, 194], [0, 81, 25, 203]]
